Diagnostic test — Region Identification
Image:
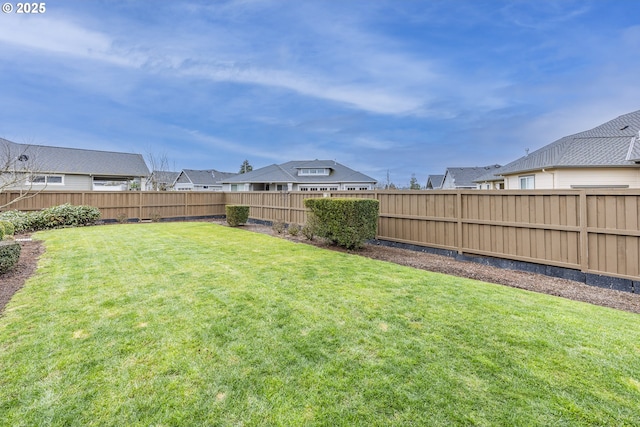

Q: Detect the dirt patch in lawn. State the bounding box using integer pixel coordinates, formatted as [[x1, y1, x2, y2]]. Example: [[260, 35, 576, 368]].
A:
[[2, 222, 640, 315], [0, 237, 44, 314]]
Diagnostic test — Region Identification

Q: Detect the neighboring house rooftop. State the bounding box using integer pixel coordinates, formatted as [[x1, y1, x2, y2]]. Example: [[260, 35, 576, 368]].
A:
[[426, 174, 444, 189], [177, 169, 237, 186], [1, 138, 149, 177], [498, 109, 640, 176], [223, 160, 377, 184], [151, 170, 180, 183], [473, 165, 505, 183], [443, 165, 502, 188]]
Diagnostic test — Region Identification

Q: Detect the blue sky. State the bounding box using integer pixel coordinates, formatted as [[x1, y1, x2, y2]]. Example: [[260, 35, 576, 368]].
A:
[[1, 0, 640, 187]]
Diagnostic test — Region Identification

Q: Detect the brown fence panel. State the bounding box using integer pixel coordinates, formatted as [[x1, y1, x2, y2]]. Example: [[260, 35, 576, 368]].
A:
[[0, 191, 226, 221], [460, 191, 582, 270], [377, 191, 458, 250], [585, 191, 640, 279], [2, 191, 86, 211]]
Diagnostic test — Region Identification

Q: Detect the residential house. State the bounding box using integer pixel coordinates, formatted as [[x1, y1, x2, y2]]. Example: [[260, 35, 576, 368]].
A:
[[473, 166, 505, 189], [440, 165, 502, 189], [173, 169, 237, 191], [0, 138, 149, 191], [497, 109, 640, 189], [146, 170, 180, 191], [222, 160, 377, 191], [425, 174, 444, 190]]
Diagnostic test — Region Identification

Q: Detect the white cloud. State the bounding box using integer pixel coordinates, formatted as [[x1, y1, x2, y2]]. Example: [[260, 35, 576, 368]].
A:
[[0, 15, 143, 67]]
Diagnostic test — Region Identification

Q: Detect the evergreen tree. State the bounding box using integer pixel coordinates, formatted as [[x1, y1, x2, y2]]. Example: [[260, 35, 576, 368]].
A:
[[239, 160, 253, 174], [409, 173, 421, 190]]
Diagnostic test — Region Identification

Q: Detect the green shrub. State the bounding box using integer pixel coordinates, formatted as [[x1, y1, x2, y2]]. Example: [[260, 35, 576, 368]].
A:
[[0, 204, 101, 232], [0, 241, 20, 274], [0, 210, 31, 233], [0, 220, 15, 237], [226, 205, 249, 227], [0, 222, 4, 240], [304, 197, 379, 249]]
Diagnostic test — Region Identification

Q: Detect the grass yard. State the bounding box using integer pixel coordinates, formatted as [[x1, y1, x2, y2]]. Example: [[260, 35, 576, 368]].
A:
[[1, 222, 639, 426]]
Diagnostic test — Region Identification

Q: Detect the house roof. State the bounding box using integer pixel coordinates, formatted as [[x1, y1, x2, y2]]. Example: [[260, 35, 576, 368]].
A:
[[150, 170, 180, 184], [426, 174, 444, 189], [474, 165, 505, 183], [177, 169, 237, 186], [445, 165, 501, 187], [498, 109, 640, 176], [223, 160, 377, 184], [1, 138, 149, 177]]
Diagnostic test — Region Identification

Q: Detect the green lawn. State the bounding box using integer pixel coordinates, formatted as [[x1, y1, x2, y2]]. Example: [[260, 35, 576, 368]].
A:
[[1, 222, 639, 426]]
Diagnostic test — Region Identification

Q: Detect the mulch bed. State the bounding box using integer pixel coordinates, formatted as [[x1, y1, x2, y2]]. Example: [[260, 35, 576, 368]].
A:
[[1, 237, 44, 314], [2, 222, 640, 314]]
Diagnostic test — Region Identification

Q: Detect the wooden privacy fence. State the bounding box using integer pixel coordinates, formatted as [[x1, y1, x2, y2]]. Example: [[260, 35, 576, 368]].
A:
[[0, 191, 226, 221], [2, 189, 640, 282]]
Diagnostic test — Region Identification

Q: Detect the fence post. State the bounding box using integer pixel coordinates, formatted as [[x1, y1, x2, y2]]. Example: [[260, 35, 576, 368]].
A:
[[456, 191, 463, 254], [579, 190, 588, 272]]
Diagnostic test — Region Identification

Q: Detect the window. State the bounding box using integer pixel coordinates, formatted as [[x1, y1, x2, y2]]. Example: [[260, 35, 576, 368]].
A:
[[519, 175, 535, 189], [298, 168, 329, 176], [27, 175, 64, 185]]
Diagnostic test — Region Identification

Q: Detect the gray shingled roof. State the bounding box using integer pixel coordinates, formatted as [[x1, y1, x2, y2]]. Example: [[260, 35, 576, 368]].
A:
[[223, 160, 377, 184], [498, 109, 640, 175], [474, 166, 504, 183], [1, 138, 149, 177], [150, 170, 180, 184], [178, 169, 237, 185], [426, 174, 444, 189], [446, 165, 501, 187]]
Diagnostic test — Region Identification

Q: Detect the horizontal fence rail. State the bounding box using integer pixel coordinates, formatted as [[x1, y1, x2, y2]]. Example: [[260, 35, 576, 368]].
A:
[[1, 189, 639, 282]]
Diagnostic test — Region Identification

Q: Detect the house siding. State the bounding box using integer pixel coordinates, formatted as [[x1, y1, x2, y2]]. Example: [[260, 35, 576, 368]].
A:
[[6, 174, 93, 191], [504, 167, 640, 189]]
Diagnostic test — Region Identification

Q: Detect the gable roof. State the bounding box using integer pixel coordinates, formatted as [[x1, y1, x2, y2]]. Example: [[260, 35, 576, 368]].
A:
[[177, 169, 237, 186], [223, 160, 377, 184], [426, 174, 444, 189], [444, 165, 501, 188], [498, 109, 640, 175], [474, 165, 505, 183], [149, 170, 180, 184], [1, 138, 149, 177]]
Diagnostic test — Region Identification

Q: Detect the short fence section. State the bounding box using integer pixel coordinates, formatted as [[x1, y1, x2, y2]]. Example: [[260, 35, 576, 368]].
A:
[[1, 189, 639, 281]]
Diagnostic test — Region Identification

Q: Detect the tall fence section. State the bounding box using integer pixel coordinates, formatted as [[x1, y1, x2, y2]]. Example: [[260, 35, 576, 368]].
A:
[[2, 189, 639, 283]]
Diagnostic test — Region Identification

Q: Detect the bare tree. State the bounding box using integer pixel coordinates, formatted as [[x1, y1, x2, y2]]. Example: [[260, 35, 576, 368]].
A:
[[145, 149, 173, 191], [0, 139, 46, 209]]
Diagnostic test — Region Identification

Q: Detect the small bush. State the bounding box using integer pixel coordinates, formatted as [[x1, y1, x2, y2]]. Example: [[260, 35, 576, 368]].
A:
[[0, 210, 31, 233], [226, 205, 249, 227], [0, 241, 20, 274], [0, 204, 101, 232], [116, 213, 129, 224], [0, 222, 4, 240], [287, 223, 301, 237], [0, 220, 15, 237], [304, 197, 379, 249], [149, 211, 162, 223], [302, 214, 318, 241], [272, 219, 286, 235]]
